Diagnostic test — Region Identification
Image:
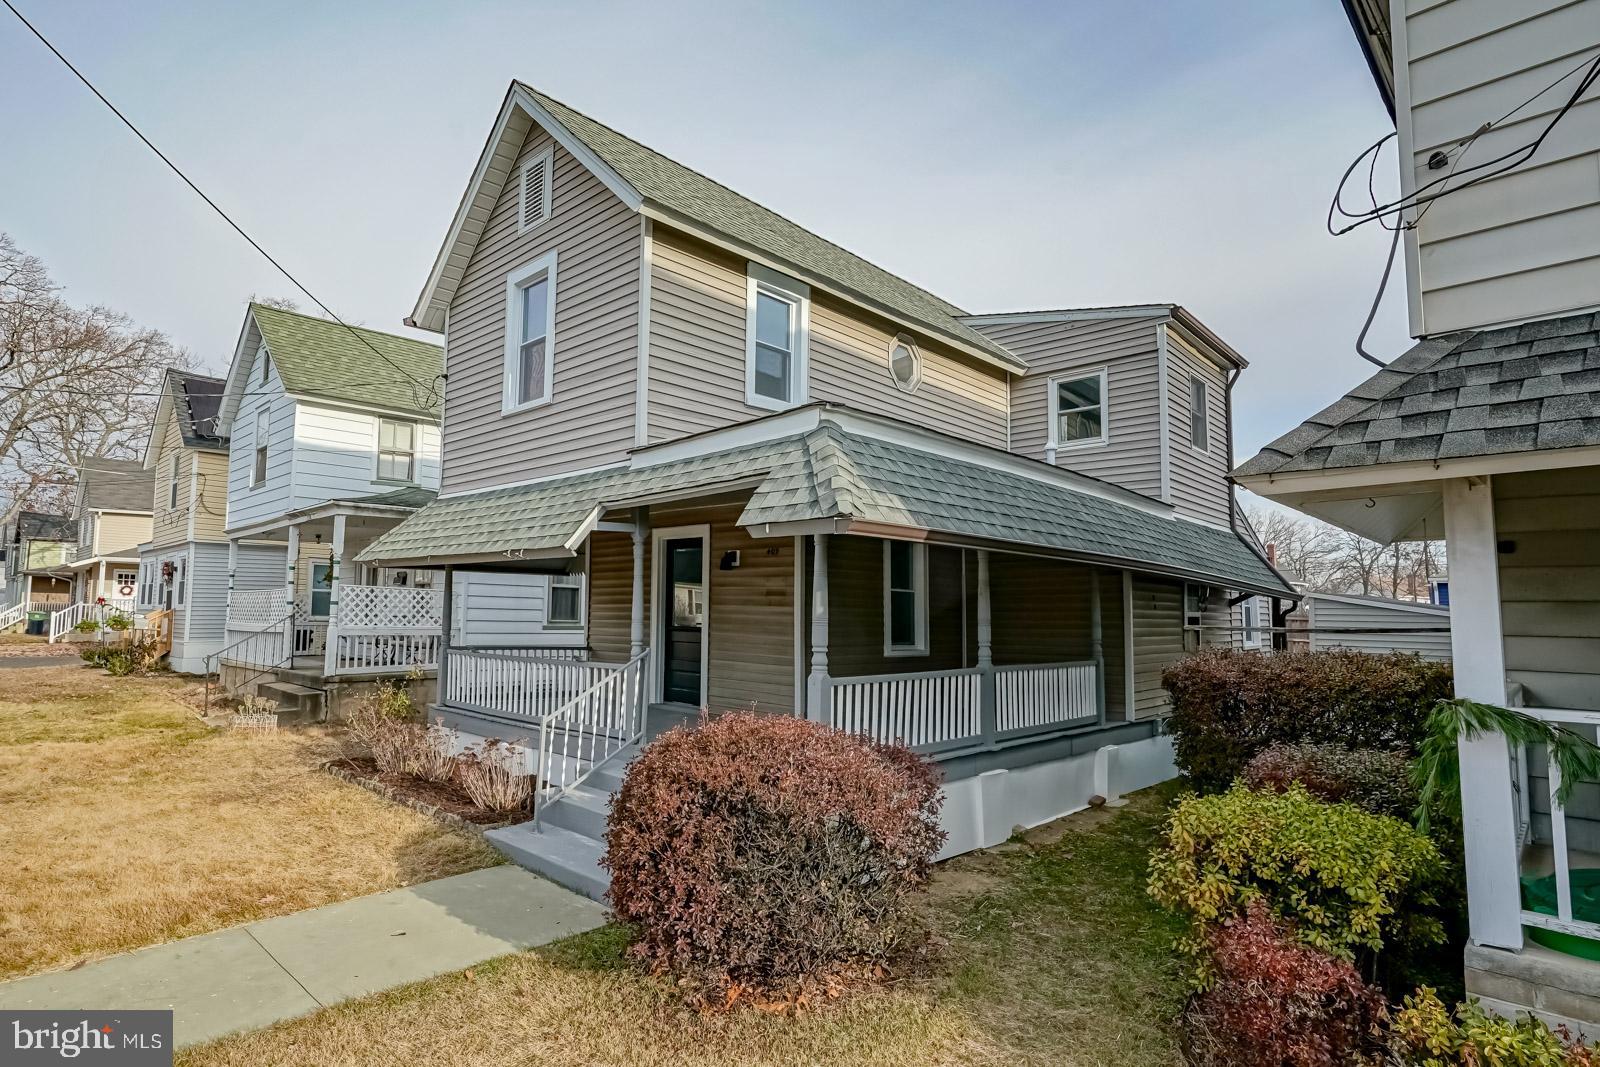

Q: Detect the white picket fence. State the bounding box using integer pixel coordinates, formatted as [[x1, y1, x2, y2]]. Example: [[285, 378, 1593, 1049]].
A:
[[830, 667, 983, 750], [994, 661, 1099, 735]]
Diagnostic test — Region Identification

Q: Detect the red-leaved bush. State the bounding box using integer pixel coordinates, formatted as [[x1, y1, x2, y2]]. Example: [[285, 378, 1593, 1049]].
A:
[[1185, 900, 1386, 1067], [602, 712, 944, 1006]]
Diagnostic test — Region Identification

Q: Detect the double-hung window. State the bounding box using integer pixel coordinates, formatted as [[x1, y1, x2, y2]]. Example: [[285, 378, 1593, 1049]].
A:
[[745, 265, 808, 410], [548, 573, 583, 628], [252, 407, 270, 487], [377, 419, 415, 482], [1189, 375, 1210, 451], [883, 540, 928, 656], [1048, 369, 1108, 450], [168, 457, 181, 511], [503, 252, 557, 412]]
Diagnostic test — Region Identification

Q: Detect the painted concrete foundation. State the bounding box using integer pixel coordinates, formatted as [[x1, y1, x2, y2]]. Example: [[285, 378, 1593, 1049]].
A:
[[1466, 942, 1600, 1041]]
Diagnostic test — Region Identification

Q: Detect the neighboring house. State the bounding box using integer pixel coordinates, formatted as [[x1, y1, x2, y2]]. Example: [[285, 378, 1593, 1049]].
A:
[[0, 510, 74, 619], [213, 303, 581, 709], [52, 459, 154, 638], [1301, 592, 1451, 661], [1239, 0, 1600, 1033], [357, 83, 1294, 898]]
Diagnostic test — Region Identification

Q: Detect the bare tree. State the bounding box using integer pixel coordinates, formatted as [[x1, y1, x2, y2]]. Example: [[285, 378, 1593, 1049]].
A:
[[0, 233, 187, 513], [1246, 504, 1446, 598]]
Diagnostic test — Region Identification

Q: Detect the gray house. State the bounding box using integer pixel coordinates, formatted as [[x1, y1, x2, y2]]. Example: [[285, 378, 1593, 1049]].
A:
[[361, 83, 1292, 898]]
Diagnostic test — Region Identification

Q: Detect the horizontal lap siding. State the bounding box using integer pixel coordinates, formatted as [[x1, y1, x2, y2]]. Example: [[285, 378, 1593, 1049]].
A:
[[1165, 330, 1232, 527], [453, 572, 585, 648], [443, 124, 641, 494], [1496, 466, 1600, 711], [96, 513, 152, 559], [826, 537, 968, 678], [1131, 576, 1184, 719], [988, 554, 1125, 715], [972, 316, 1165, 496], [646, 230, 1008, 447], [150, 418, 187, 549], [182, 541, 232, 649], [226, 343, 295, 531], [1306, 598, 1452, 661], [233, 543, 286, 591], [587, 529, 647, 664], [191, 451, 229, 542]]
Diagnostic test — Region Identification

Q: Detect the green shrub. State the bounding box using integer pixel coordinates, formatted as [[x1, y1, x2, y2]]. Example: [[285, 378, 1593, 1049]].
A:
[[1242, 742, 1418, 820], [1389, 987, 1600, 1065], [104, 612, 132, 632], [72, 618, 100, 634], [78, 646, 110, 666], [1163, 648, 1453, 792], [1147, 784, 1444, 966]]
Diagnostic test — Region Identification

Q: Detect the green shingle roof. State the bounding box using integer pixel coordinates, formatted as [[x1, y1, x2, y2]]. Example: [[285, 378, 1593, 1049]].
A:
[[360, 417, 1288, 594], [520, 86, 1025, 372], [250, 303, 444, 419]]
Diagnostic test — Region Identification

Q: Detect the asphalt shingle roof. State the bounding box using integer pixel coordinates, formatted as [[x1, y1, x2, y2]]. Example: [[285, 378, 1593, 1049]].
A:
[[16, 511, 73, 541], [250, 303, 443, 420], [521, 86, 1025, 372], [79, 458, 154, 513], [361, 420, 1288, 594], [166, 369, 226, 448], [1237, 310, 1600, 477]]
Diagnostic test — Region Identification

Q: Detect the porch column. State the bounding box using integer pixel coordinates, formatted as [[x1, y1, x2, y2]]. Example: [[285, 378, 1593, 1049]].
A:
[[226, 537, 239, 606], [976, 549, 996, 743], [438, 565, 454, 704], [1122, 570, 1136, 721], [805, 532, 830, 723], [630, 507, 647, 659], [283, 523, 300, 660], [322, 514, 346, 677], [1443, 476, 1523, 951], [1089, 568, 1106, 724]]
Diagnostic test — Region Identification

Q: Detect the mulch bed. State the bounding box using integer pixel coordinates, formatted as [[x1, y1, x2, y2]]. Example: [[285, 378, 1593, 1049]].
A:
[[324, 758, 528, 833]]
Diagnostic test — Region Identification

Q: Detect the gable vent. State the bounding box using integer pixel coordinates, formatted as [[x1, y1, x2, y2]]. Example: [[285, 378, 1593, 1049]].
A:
[[519, 148, 553, 232]]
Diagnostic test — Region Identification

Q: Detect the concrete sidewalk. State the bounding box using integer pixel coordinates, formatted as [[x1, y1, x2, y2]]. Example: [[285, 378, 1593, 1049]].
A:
[[0, 865, 606, 1049]]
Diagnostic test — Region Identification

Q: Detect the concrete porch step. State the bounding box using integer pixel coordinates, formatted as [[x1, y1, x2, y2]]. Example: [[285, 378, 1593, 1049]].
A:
[[484, 822, 609, 902], [257, 680, 325, 725], [538, 784, 612, 840]]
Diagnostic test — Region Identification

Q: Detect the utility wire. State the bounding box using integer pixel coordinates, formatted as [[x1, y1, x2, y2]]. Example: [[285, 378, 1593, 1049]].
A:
[[0, 0, 444, 410]]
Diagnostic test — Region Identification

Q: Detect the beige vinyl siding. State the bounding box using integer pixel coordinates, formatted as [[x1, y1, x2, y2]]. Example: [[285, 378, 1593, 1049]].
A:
[[1495, 465, 1600, 712], [1394, 0, 1600, 333], [1165, 329, 1232, 526], [646, 229, 1008, 447], [95, 512, 153, 559], [150, 417, 188, 549], [825, 538, 969, 678], [1305, 595, 1452, 661], [587, 528, 643, 664], [987, 555, 1125, 715], [442, 123, 642, 494], [1130, 575, 1185, 719], [191, 450, 229, 542], [972, 315, 1166, 497]]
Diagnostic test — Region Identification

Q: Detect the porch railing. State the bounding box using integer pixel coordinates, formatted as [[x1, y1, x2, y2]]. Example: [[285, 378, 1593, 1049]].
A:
[[48, 598, 136, 643], [228, 586, 291, 631], [443, 650, 622, 721], [994, 661, 1099, 736], [0, 602, 27, 632], [1519, 706, 1600, 943], [328, 585, 442, 676], [533, 649, 651, 825]]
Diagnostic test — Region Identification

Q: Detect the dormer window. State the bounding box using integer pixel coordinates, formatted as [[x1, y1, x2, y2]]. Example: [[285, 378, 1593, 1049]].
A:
[[518, 148, 553, 233], [1048, 369, 1108, 450], [745, 265, 809, 411], [503, 251, 558, 412], [888, 335, 922, 392]]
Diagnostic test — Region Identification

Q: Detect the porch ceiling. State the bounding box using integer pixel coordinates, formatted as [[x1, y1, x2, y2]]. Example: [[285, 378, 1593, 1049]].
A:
[[359, 412, 1292, 595]]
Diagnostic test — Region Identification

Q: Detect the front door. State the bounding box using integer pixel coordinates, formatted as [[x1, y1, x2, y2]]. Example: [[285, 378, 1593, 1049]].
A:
[[661, 537, 704, 705]]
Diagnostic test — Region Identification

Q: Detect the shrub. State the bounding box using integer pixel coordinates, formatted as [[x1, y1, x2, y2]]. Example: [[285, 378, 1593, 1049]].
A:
[[603, 712, 945, 1005], [342, 681, 418, 775], [1184, 900, 1384, 1067], [72, 618, 100, 634], [455, 738, 531, 813], [1388, 987, 1600, 1065], [408, 722, 459, 785], [79, 646, 109, 666], [1242, 742, 1418, 820], [104, 612, 132, 632], [1148, 784, 1444, 964], [1163, 648, 1453, 792]]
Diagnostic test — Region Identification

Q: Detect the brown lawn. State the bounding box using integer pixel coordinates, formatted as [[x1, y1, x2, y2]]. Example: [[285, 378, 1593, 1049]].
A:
[[0, 664, 500, 979]]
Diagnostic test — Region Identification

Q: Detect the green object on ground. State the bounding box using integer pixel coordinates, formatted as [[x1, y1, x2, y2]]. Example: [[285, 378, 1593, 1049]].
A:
[[1521, 868, 1600, 960]]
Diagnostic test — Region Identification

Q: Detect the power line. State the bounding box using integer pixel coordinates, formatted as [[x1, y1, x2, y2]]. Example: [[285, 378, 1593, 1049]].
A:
[[0, 0, 444, 410]]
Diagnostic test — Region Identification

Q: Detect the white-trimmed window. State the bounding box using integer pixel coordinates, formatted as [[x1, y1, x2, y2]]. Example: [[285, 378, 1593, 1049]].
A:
[[745, 265, 809, 410], [518, 147, 553, 233], [173, 559, 186, 606], [1048, 369, 1108, 450], [503, 252, 558, 412], [547, 573, 583, 628], [259, 347, 271, 386], [1189, 375, 1210, 451], [1241, 597, 1262, 648], [888, 334, 922, 392], [376, 419, 415, 482], [251, 407, 270, 487], [168, 456, 181, 510], [883, 540, 928, 656]]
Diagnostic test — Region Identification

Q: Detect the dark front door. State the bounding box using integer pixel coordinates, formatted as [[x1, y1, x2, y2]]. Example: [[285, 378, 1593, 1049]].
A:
[[662, 538, 704, 705]]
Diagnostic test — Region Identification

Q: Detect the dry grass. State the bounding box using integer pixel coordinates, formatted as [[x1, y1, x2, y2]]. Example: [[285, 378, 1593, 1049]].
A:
[[181, 787, 1187, 1067], [0, 665, 501, 979]]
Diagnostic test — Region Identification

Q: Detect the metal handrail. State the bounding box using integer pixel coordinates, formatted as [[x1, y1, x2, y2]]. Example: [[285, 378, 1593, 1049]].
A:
[[533, 648, 650, 828], [204, 613, 297, 716]]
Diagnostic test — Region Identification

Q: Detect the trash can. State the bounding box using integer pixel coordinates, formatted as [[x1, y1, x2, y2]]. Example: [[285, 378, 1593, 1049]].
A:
[[25, 610, 47, 636]]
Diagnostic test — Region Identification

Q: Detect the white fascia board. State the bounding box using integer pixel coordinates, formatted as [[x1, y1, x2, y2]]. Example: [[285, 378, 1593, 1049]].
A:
[[1306, 592, 1449, 616], [958, 306, 1176, 325], [630, 405, 824, 467], [436, 460, 631, 501]]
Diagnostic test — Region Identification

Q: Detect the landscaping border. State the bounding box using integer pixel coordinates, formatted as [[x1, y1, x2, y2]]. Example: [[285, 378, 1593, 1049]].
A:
[[322, 760, 519, 838]]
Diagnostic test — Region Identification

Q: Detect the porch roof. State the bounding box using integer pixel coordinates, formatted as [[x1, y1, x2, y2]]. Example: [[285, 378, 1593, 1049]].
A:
[[359, 413, 1291, 595]]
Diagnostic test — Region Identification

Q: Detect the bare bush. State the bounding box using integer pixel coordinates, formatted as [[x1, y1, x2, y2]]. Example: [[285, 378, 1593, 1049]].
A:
[[456, 739, 531, 813], [408, 721, 459, 784]]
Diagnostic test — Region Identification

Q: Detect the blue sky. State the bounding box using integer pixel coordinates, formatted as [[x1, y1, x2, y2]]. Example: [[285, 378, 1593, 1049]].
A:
[[0, 0, 1407, 464]]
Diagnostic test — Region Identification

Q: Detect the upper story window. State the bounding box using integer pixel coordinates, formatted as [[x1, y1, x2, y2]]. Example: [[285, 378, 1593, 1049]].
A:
[[168, 457, 181, 511], [1049, 369, 1107, 450], [259, 348, 271, 386], [745, 265, 809, 411], [377, 419, 415, 483], [888, 335, 922, 392], [79, 515, 92, 547], [548, 573, 583, 627], [518, 147, 553, 233], [1189, 375, 1210, 451], [882, 540, 928, 656], [252, 407, 270, 487], [503, 251, 557, 412]]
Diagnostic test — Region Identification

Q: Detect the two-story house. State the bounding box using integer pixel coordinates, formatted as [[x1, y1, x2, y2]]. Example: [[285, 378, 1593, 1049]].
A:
[[1, 509, 74, 622], [1238, 0, 1600, 1034], [49, 459, 153, 639], [356, 83, 1293, 898], [213, 302, 584, 712]]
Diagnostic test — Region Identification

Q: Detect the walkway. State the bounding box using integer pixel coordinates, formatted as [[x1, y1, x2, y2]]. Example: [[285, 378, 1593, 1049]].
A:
[[0, 865, 606, 1049]]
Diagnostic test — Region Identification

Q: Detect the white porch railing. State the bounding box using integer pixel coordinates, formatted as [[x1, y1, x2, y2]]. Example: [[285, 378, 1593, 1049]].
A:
[[48, 599, 136, 643], [215, 623, 290, 670], [1519, 706, 1600, 943], [329, 585, 443, 676], [533, 649, 651, 822], [830, 667, 983, 750], [444, 650, 621, 720], [995, 661, 1099, 735], [0, 602, 27, 632]]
